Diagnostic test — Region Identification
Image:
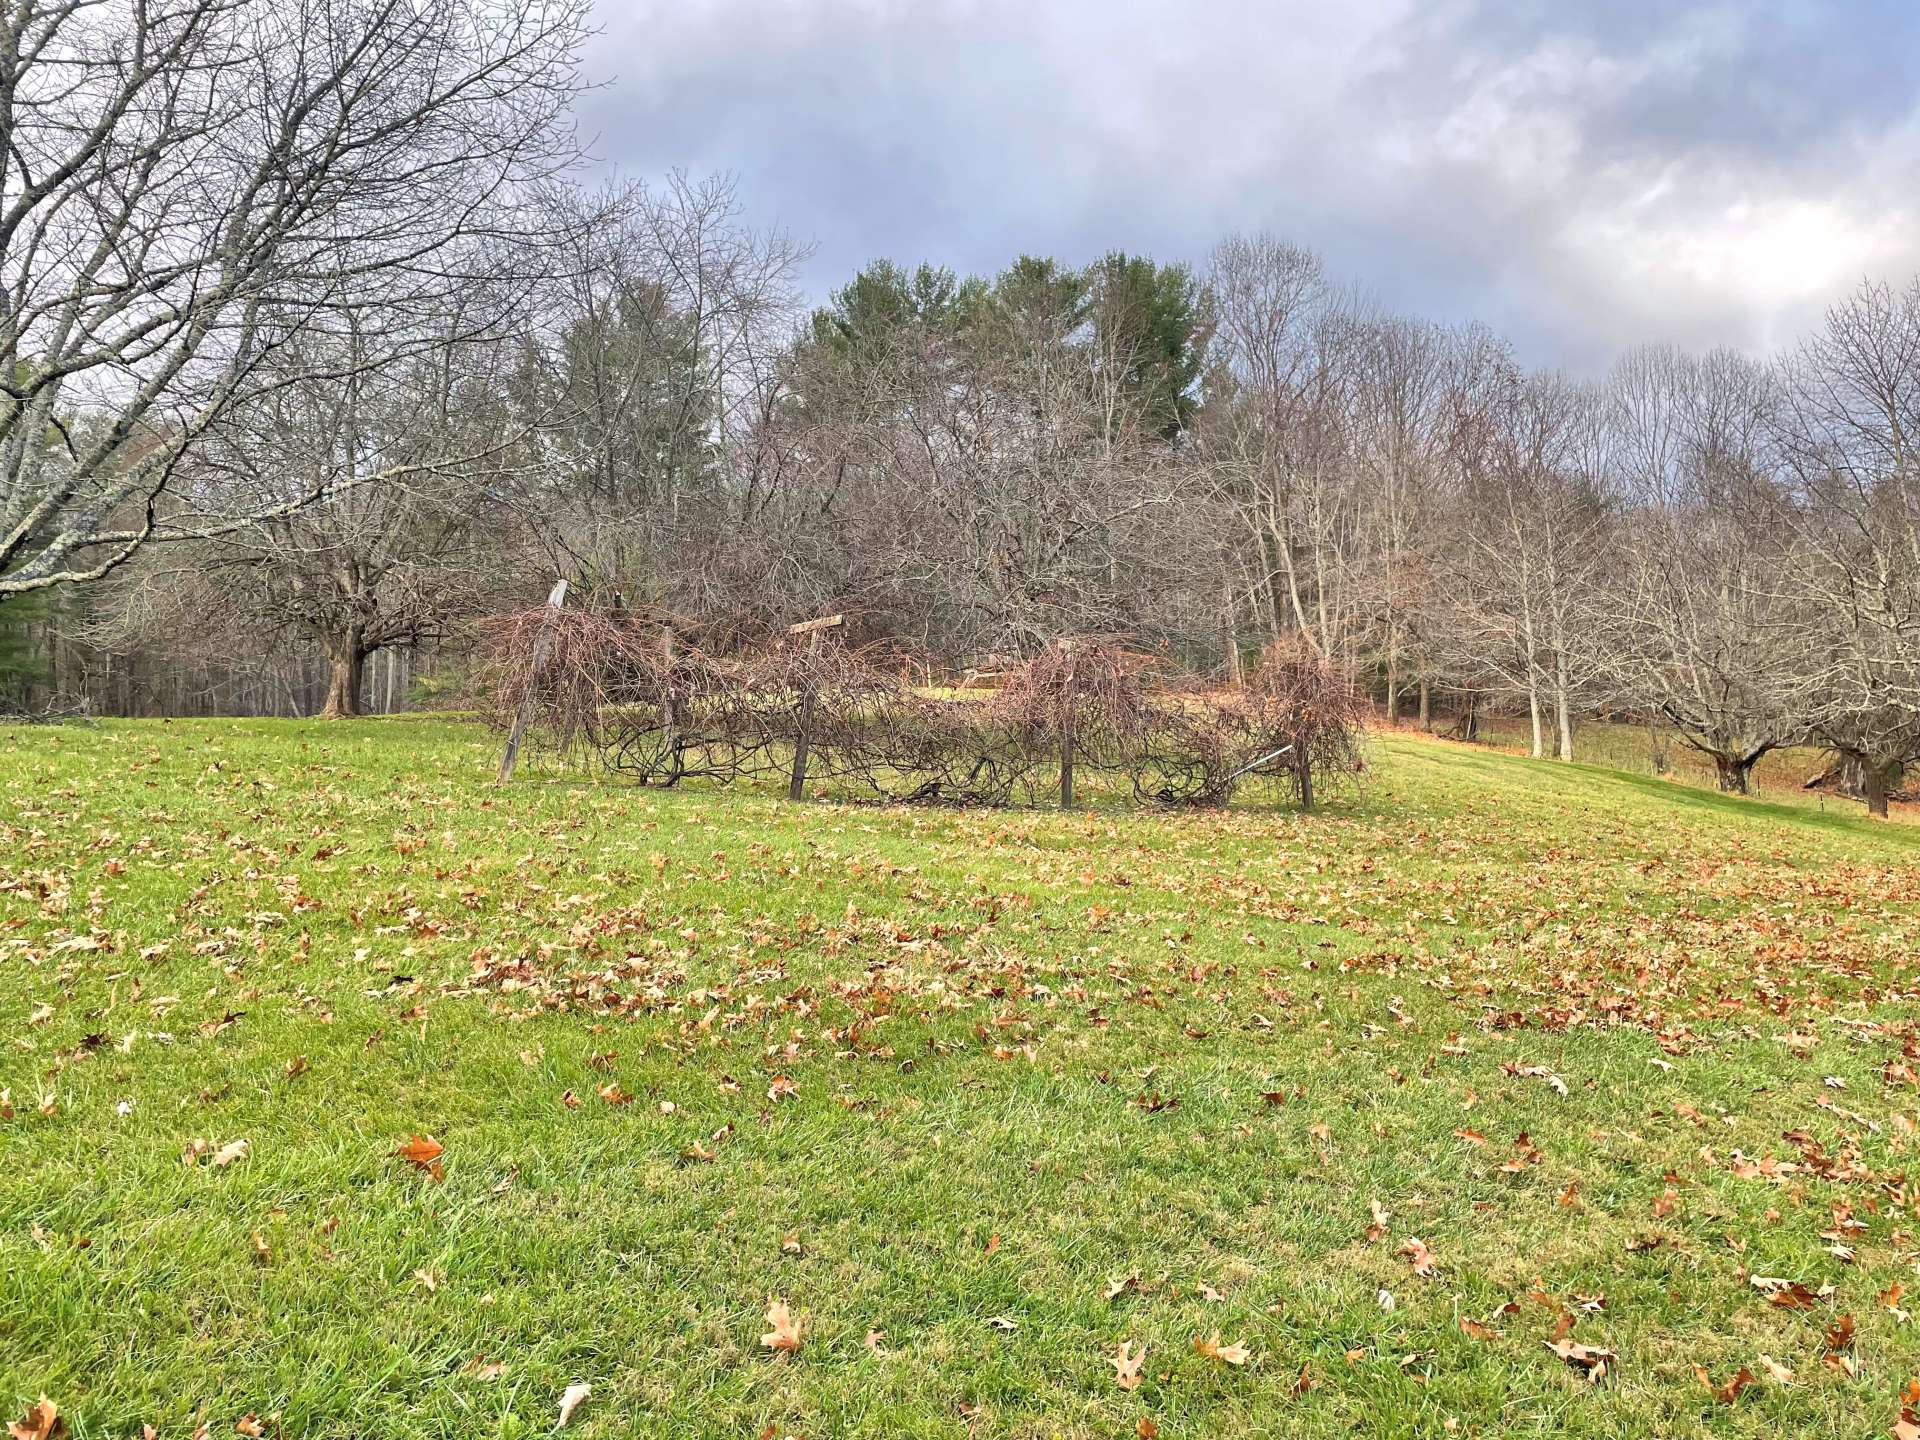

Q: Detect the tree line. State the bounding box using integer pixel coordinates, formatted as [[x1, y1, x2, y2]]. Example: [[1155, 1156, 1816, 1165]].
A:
[[3, 1, 1917, 811]]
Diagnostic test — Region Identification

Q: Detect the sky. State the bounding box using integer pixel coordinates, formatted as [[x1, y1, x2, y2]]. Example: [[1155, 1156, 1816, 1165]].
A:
[[582, 0, 1920, 372]]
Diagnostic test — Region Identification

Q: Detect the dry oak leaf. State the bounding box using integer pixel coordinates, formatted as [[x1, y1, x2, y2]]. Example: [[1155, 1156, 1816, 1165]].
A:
[[761, 1298, 802, 1353], [234, 1415, 265, 1437], [767, 1075, 798, 1103], [1365, 1197, 1390, 1243], [8, 1396, 63, 1440], [1110, 1340, 1146, 1390], [555, 1381, 591, 1428], [1398, 1237, 1438, 1277], [210, 1138, 250, 1167], [1104, 1273, 1140, 1300], [393, 1134, 444, 1181], [1544, 1337, 1616, 1383], [1693, 1365, 1755, 1404], [1756, 1354, 1793, 1384], [1137, 1420, 1159, 1439], [1194, 1332, 1251, 1366]]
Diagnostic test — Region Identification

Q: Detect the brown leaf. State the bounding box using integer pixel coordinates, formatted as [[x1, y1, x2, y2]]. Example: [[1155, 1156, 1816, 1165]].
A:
[[392, 1134, 444, 1182], [1458, 1315, 1501, 1341], [7, 1396, 64, 1440], [1756, 1354, 1792, 1384], [1693, 1365, 1754, 1403], [1110, 1340, 1146, 1390], [233, 1415, 265, 1437], [1397, 1236, 1438, 1277], [1104, 1272, 1139, 1300], [864, 1328, 887, 1356], [1824, 1314, 1856, 1353], [1136, 1419, 1159, 1440], [1194, 1331, 1251, 1365], [760, 1298, 802, 1353], [210, 1138, 250, 1167], [1544, 1337, 1616, 1383], [1365, 1197, 1390, 1242]]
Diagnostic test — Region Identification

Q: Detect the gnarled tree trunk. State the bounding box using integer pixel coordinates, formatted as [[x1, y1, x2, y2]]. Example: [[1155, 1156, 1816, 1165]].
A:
[[318, 629, 368, 719]]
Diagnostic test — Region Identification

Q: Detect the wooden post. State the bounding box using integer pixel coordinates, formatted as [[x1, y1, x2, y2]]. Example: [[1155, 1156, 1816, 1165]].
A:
[[785, 614, 842, 802], [495, 578, 569, 785], [1058, 643, 1077, 810]]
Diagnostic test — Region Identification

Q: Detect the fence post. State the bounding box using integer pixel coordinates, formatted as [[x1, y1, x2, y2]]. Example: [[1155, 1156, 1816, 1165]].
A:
[[495, 578, 569, 785], [784, 614, 843, 802], [1058, 642, 1077, 810]]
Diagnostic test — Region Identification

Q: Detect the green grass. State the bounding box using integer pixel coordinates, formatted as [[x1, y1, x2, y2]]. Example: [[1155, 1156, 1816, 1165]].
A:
[[1461, 714, 1885, 818], [3, 717, 1918, 1439]]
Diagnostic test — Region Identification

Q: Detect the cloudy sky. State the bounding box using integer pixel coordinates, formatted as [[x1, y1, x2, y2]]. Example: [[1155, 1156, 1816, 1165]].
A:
[[583, 0, 1920, 371]]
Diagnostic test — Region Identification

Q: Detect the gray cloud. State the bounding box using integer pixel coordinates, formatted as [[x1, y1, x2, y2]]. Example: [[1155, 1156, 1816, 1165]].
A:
[[581, 0, 1920, 370]]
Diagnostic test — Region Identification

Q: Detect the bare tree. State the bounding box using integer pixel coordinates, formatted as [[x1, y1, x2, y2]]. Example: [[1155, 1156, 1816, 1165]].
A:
[[1600, 346, 1802, 791], [0, 0, 587, 601], [1773, 278, 1920, 815]]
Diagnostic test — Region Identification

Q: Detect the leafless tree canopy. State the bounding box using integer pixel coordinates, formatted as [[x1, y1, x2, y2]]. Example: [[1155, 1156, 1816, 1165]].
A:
[[0, 0, 587, 597]]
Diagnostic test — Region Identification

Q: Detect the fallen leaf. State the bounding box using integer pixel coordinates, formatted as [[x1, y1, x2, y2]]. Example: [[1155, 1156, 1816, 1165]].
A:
[[760, 1298, 802, 1353], [1544, 1337, 1616, 1383], [1397, 1236, 1438, 1277], [1756, 1354, 1792, 1384], [1693, 1365, 1754, 1403], [233, 1416, 265, 1437], [1110, 1340, 1146, 1390], [555, 1381, 591, 1428], [1365, 1197, 1390, 1242], [1194, 1331, 1250, 1365], [864, 1328, 886, 1355], [210, 1138, 250, 1167], [7, 1396, 63, 1440], [392, 1134, 444, 1182]]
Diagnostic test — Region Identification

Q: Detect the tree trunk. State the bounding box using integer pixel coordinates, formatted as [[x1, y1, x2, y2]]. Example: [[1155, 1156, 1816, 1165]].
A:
[[1527, 682, 1543, 759], [1417, 678, 1430, 730], [318, 635, 367, 719], [1861, 755, 1899, 818], [1553, 653, 1573, 761], [1712, 753, 1753, 795]]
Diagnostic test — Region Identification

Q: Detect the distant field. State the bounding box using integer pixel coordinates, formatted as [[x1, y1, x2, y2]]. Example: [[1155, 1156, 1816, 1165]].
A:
[[1418, 714, 1901, 821], [3, 718, 1918, 1439]]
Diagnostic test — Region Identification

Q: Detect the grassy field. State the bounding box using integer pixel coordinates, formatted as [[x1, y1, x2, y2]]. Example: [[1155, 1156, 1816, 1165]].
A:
[[1460, 714, 1897, 818], [4, 718, 1918, 1439]]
